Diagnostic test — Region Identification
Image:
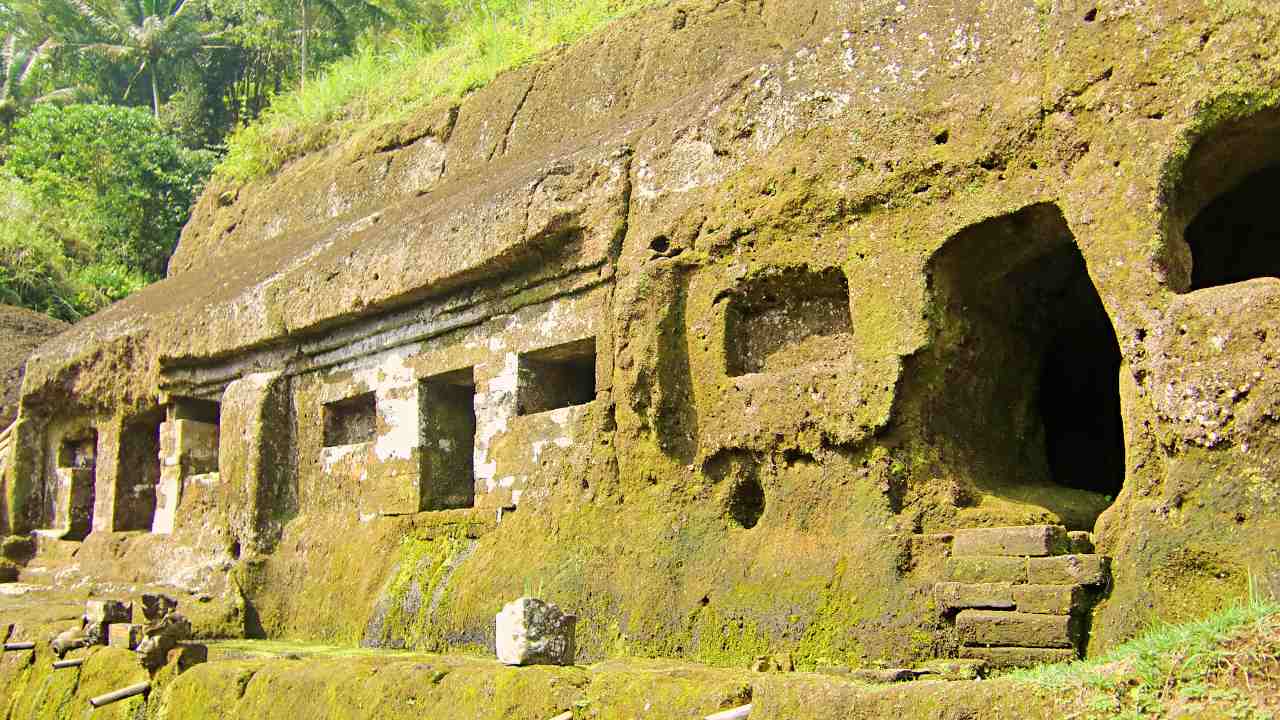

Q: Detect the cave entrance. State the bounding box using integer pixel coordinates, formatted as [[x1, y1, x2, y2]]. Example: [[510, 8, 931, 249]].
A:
[[419, 367, 477, 511], [116, 409, 163, 532], [922, 203, 1124, 528], [1184, 163, 1280, 290]]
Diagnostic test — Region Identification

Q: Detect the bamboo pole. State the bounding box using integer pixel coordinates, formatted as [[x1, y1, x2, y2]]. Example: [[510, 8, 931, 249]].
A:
[[52, 658, 84, 669], [88, 682, 150, 708], [2, 642, 34, 651], [705, 704, 752, 720], [548, 713, 573, 720]]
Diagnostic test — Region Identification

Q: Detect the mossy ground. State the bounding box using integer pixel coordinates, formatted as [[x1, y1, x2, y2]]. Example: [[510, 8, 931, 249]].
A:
[[2, 601, 1272, 718]]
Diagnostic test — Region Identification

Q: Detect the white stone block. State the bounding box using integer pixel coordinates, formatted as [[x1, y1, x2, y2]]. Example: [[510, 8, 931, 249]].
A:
[[495, 597, 576, 666]]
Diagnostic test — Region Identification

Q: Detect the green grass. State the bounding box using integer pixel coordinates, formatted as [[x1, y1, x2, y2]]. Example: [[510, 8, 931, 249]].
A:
[[216, 0, 665, 183], [1012, 596, 1280, 719]]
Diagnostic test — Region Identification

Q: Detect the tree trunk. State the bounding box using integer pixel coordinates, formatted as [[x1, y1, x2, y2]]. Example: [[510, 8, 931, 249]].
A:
[[300, 0, 308, 91], [151, 65, 160, 118]]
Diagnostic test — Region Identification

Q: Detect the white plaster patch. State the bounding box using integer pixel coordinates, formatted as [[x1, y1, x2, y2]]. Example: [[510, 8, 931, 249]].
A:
[[321, 443, 360, 472]]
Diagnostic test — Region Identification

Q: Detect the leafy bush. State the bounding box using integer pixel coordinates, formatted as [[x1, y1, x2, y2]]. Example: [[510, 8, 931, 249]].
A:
[[218, 0, 662, 181], [0, 175, 83, 320], [6, 103, 215, 279]]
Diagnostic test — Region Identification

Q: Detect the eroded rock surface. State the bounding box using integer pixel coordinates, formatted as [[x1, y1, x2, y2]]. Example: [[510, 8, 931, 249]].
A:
[[0, 0, 1277, 687]]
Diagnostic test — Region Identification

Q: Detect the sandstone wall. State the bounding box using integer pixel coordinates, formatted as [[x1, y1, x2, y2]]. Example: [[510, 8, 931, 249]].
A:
[[8, 0, 1280, 666]]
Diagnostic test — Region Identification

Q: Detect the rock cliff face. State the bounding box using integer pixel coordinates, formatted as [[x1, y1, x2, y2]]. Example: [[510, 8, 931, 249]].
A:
[[5, 0, 1280, 673], [0, 306, 66, 429]]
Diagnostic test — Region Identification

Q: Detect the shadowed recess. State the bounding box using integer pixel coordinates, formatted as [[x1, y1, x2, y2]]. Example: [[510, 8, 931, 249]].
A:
[[1186, 163, 1280, 290], [915, 203, 1124, 527]]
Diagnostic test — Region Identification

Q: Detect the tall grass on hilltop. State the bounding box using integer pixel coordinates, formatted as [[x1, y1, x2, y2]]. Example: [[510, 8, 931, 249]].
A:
[[217, 0, 664, 182]]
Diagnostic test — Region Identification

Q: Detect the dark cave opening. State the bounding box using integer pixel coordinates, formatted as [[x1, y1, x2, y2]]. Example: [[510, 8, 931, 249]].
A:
[[923, 204, 1125, 524], [1185, 163, 1280, 291], [118, 410, 163, 532], [420, 367, 478, 510], [1035, 257, 1126, 498]]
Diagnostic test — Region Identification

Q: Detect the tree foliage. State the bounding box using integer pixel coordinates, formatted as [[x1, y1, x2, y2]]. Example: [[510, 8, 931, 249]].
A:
[[0, 104, 213, 319], [0, 0, 640, 321]]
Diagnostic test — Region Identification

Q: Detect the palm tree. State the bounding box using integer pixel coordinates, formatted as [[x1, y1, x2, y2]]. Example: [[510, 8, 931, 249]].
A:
[[66, 0, 223, 117], [0, 34, 79, 128]]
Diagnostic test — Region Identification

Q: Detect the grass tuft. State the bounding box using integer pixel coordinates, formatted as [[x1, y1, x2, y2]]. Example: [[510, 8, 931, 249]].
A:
[[1012, 595, 1280, 719], [216, 0, 664, 183]]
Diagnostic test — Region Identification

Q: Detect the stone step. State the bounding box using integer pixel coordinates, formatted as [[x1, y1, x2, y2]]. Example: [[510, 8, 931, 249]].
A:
[[946, 553, 1110, 586], [935, 582, 1015, 611], [935, 582, 1086, 615], [945, 556, 1027, 584], [1028, 554, 1110, 587], [1013, 584, 1085, 615], [955, 610, 1082, 649], [959, 646, 1079, 668], [1067, 531, 1095, 554], [952, 525, 1068, 557]]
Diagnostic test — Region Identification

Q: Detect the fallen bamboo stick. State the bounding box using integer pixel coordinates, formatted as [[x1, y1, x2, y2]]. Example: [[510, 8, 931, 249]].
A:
[[705, 704, 752, 720], [88, 682, 150, 708], [52, 658, 84, 669], [548, 713, 573, 720], [2, 642, 34, 651]]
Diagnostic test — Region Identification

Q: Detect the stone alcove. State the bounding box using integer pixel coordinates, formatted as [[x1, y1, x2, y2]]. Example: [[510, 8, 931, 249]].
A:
[[909, 203, 1124, 529], [1162, 106, 1280, 293]]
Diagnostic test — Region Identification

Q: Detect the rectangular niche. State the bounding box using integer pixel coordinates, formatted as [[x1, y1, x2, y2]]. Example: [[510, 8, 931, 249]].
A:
[[55, 430, 97, 540], [172, 397, 221, 425], [323, 392, 377, 447], [724, 266, 854, 377], [419, 367, 477, 510], [58, 433, 97, 469], [517, 338, 597, 416], [117, 410, 163, 532]]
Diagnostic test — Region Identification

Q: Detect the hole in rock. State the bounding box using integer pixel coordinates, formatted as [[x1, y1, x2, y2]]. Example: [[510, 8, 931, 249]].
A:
[[1185, 163, 1280, 290], [173, 397, 221, 425], [727, 476, 765, 529], [934, 129, 950, 145], [1084, 7, 1097, 21], [117, 409, 164, 532], [420, 367, 477, 510], [517, 338, 596, 416], [650, 236, 671, 254], [917, 203, 1124, 528], [724, 266, 853, 377], [324, 392, 377, 446]]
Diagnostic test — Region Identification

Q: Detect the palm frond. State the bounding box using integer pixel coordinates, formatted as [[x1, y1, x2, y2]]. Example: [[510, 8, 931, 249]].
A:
[[1, 36, 15, 101], [32, 86, 85, 105], [17, 39, 58, 88], [78, 41, 138, 59], [68, 0, 128, 42], [121, 57, 147, 97]]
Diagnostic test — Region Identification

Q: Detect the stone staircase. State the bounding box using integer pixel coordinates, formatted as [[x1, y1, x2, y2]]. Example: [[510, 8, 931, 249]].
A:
[[935, 525, 1111, 668]]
